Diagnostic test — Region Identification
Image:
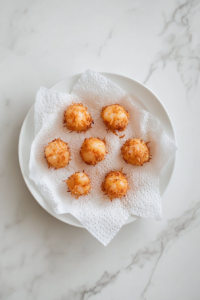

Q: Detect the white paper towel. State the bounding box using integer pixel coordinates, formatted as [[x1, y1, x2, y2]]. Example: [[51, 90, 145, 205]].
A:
[[29, 69, 177, 245]]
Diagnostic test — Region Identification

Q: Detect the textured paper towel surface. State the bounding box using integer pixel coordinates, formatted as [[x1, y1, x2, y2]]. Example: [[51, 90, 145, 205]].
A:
[[29, 69, 177, 245]]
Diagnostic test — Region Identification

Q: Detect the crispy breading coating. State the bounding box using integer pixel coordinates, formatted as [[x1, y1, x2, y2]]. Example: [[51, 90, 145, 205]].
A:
[[65, 172, 91, 198], [101, 171, 128, 200], [121, 138, 150, 166], [101, 104, 129, 134], [64, 103, 93, 132], [45, 138, 70, 169], [80, 138, 107, 165]]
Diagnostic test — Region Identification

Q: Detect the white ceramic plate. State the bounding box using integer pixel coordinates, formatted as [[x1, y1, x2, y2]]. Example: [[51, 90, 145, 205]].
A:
[[18, 73, 176, 228]]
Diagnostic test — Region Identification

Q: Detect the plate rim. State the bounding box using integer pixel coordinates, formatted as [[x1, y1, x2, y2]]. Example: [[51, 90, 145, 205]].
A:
[[18, 72, 177, 228]]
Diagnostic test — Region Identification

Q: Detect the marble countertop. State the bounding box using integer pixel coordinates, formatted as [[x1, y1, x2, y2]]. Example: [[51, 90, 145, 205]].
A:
[[1, 0, 200, 299]]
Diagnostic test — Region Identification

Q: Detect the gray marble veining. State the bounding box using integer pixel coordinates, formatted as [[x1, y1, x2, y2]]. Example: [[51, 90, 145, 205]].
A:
[[0, 0, 200, 299]]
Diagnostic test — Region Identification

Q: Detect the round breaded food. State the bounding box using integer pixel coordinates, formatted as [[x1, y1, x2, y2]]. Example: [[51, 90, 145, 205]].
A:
[[64, 103, 93, 132], [101, 171, 128, 200], [80, 138, 107, 165], [121, 138, 150, 166], [45, 138, 70, 169], [101, 104, 129, 133], [65, 172, 91, 198]]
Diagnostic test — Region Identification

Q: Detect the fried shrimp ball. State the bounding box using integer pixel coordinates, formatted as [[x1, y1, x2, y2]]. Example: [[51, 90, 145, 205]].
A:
[[45, 138, 70, 169], [64, 103, 93, 132], [121, 138, 150, 166], [80, 138, 107, 165], [101, 104, 129, 133], [101, 171, 128, 200], [65, 172, 91, 198]]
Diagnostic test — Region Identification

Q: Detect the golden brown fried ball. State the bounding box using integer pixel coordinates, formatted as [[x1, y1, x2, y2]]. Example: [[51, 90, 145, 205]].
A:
[[80, 138, 107, 165], [101, 171, 128, 200], [64, 103, 93, 132], [65, 172, 91, 198], [45, 138, 70, 169], [101, 104, 129, 134], [121, 138, 150, 166]]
